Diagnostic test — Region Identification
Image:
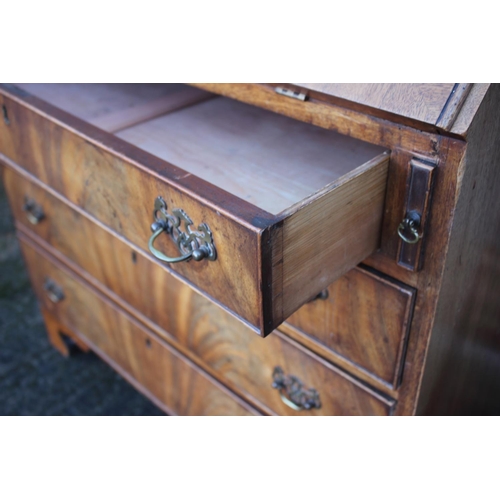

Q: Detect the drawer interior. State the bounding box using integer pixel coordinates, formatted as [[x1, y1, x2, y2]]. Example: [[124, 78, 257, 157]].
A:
[[15, 83, 387, 215]]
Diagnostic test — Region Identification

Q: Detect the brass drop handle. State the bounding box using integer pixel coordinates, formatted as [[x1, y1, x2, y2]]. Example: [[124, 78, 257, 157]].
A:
[[397, 210, 422, 245], [148, 197, 216, 264], [23, 197, 45, 225], [271, 366, 321, 411], [43, 278, 65, 303], [149, 222, 208, 263]]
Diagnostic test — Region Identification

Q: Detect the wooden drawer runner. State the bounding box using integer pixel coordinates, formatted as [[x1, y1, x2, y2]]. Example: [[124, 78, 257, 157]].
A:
[[0, 84, 389, 336], [284, 268, 416, 388], [10, 170, 394, 415], [18, 238, 259, 416]]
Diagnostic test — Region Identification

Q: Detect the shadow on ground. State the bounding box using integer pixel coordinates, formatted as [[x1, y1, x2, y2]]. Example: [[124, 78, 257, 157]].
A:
[[0, 176, 164, 415]]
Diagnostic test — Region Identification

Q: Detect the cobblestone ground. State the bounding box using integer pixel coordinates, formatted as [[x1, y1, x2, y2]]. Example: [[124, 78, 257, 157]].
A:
[[0, 177, 164, 415]]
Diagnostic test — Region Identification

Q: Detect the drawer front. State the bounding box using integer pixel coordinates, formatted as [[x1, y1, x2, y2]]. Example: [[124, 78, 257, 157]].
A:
[[0, 86, 389, 336], [18, 238, 259, 416], [10, 172, 393, 415], [0, 91, 262, 330], [285, 268, 416, 387]]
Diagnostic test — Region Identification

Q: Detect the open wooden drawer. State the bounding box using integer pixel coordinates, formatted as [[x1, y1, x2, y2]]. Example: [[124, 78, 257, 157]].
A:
[[0, 83, 389, 336]]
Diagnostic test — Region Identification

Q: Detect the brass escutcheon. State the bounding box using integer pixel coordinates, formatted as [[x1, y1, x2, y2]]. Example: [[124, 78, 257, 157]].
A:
[[397, 210, 422, 245]]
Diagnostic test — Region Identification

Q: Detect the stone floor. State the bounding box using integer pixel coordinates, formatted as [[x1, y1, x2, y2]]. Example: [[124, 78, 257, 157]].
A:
[[0, 176, 164, 415]]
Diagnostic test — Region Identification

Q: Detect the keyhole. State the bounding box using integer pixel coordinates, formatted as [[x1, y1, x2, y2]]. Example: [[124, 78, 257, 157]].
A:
[[2, 105, 10, 125]]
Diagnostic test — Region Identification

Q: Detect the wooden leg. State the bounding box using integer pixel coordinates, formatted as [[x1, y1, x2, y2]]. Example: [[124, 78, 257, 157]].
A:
[[41, 308, 90, 357]]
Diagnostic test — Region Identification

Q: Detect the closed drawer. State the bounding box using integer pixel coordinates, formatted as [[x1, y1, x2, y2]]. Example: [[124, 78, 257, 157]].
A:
[[284, 268, 416, 388], [8, 170, 394, 415], [18, 237, 259, 416], [0, 83, 389, 336]]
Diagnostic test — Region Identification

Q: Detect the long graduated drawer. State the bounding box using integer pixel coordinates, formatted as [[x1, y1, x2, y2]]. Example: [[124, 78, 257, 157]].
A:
[[0, 83, 389, 335], [18, 236, 260, 416], [8, 167, 394, 415]]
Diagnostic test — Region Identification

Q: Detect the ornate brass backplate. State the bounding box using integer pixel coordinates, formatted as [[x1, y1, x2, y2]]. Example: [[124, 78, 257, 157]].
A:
[[272, 366, 321, 411], [149, 197, 217, 263]]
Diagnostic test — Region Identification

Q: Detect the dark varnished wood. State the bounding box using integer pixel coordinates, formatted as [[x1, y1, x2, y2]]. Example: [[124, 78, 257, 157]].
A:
[[7, 168, 393, 415], [417, 84, 500, 415], [19, 236, 261, 416], [397, 158, 437, 271]]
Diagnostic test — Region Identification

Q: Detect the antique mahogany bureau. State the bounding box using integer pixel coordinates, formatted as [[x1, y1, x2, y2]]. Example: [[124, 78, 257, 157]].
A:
[[1, 83, 499, 415]]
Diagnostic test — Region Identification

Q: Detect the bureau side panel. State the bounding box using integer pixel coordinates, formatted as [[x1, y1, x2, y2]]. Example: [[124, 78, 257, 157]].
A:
[[417, 84, 500, 415]]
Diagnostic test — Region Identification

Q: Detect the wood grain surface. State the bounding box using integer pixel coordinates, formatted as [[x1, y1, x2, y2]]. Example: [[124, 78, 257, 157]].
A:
[[191, 83, 489, 142], [90, 87, 214, 133], [3, 82, 497, 416], [391, 136, 469, 415], [19, 236, 261, 416], [14, 83, 188, 123], [417, 84, 500, 415], [8, 169, 394, 415], [0, 93, 265, 329], [0, 85, 390, 336], [117, 96, 386, 214], [276, 154, 389, 324], [285, 266, 415, 388], [295, 83, 456, 125]]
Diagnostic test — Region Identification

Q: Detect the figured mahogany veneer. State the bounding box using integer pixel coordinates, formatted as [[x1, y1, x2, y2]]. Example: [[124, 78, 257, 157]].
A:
[[19, 234, 393, 416], [284, 267, 415, 389], [19, 237, 260, 416], [6, 168, 394, 415], [1, 82, 499, 416], [0, 83, 388, 336]]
